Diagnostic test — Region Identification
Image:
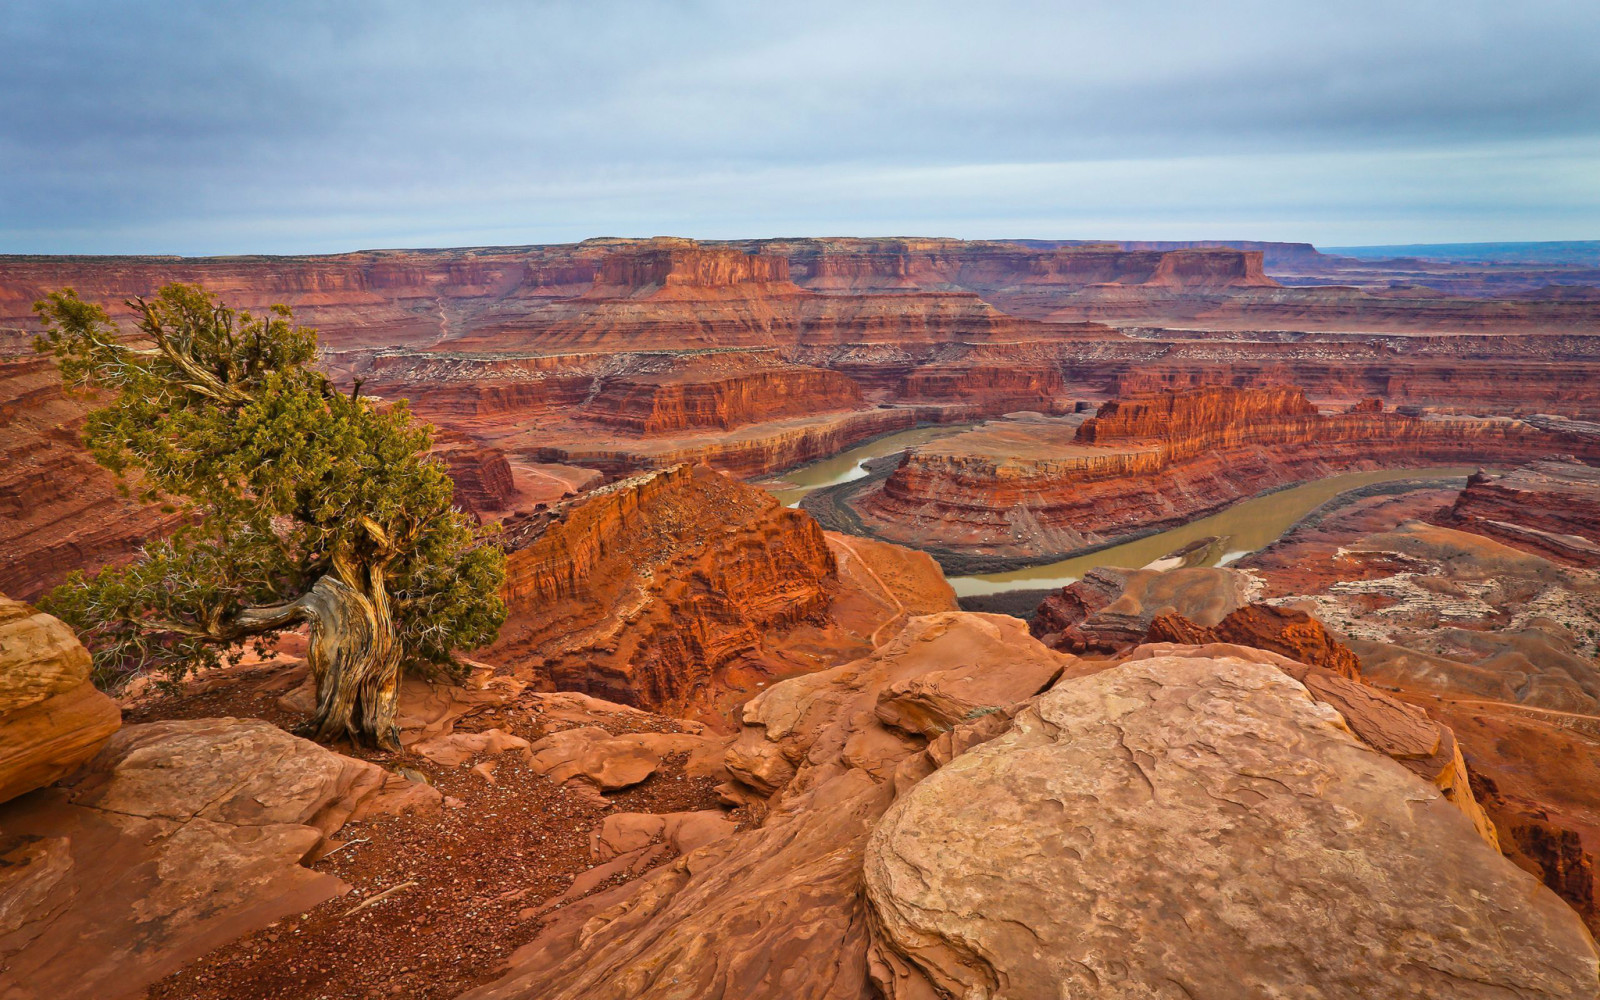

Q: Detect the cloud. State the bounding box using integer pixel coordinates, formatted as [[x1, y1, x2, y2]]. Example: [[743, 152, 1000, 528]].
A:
[[2, 0, 1597, 252]]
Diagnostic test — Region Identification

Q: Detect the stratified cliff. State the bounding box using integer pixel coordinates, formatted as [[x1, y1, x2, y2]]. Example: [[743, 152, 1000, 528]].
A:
[[1431, 461, 1600, 567], [0, 357, 190, 601], [579, 356, 864, 435], [856, 386, 1600, 555], [488, 463, 955, 723]]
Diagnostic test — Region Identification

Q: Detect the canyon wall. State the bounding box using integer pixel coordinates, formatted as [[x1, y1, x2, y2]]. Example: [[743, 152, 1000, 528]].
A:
[[857, 386, 1600, 555], [593, 240, 793, 292], [579, 362, 865, 435], [0, 357, 190, 601], [1431, 461, 1600, 567], [7, 236, 1600, 601], [492, 464, 839, 714]]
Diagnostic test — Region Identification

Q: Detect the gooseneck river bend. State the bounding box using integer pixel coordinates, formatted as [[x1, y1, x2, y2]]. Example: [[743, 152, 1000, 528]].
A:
[[761, 428, 1473, 598]]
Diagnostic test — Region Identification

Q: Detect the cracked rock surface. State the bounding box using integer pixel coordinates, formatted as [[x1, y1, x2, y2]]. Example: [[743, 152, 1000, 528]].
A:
[[863, 653, 1600, 999]]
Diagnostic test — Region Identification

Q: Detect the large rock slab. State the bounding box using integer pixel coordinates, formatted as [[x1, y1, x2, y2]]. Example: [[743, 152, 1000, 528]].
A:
[[0, 595, 120, 804], [0, 717, 436, 1000], [864, 654, 1599, 999]]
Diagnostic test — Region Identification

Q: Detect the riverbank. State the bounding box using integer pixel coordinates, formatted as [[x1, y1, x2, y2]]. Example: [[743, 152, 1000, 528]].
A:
[[804, 466, 1487, 601]]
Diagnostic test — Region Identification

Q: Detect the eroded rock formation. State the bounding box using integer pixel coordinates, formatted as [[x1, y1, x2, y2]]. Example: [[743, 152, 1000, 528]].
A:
[[0, 716, 439, 1000], [1145, 603, 1363, 679], [857, 385, 1600, 555], [1031, 565, 1257, 653], [864, 652, 1583, 999], [490, 463, 955, 722], [1433, 461, 1600, 567]]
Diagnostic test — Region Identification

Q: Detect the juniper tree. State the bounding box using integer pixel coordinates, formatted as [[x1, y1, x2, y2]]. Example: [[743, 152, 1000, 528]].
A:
[[35, 283, 506, 749]]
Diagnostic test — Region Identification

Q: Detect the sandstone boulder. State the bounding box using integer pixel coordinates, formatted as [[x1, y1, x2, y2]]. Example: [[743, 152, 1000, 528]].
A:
[[526, 726, 725, 792], [863, 654, 1597, 999], [0, 595, 120, 804]]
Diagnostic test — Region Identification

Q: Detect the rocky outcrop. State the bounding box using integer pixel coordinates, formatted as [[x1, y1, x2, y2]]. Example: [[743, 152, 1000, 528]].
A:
[[858, 385, 1600, 555], [0, 716, 437, 1000], [863, 653, 1591, 999], [1132, 638, 1497, 844], [1145, 603, 1363, 679], [1433, 461, 1600, 567], [0, 595, 120, 804], [458, 613, 1080, 1000], [429, 432, 519, 515], [1031, 565, 1257, 653], [492, 464, 839, 717], [1075, 382, 1318, 450], [459, 614, 1595, 999]]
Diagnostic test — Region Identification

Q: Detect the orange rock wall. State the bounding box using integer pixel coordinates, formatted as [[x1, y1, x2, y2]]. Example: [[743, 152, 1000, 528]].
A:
[[493, 465, 838, 713], [864, 387, 1600, 552], [582, 366, 864, 435]]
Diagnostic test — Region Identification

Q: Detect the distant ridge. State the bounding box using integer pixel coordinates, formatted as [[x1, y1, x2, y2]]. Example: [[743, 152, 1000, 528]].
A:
[[1327, 241, 1600, 266]]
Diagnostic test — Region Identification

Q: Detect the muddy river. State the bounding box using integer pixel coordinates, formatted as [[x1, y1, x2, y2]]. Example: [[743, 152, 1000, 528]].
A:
[[766, 424, 973, 507], [948, 466, 1477, 597]]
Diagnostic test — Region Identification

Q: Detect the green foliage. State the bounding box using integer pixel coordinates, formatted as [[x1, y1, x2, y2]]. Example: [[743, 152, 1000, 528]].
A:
[[35, 284, 506, 691]]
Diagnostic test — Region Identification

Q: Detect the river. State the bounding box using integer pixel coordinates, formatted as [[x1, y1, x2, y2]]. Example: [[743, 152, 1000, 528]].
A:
[[766, 424, 974, 507], [948, 466, 1477, 597]]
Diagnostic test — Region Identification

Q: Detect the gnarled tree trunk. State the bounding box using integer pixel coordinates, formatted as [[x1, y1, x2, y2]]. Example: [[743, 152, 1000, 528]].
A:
[[235, 565, 403, 750]]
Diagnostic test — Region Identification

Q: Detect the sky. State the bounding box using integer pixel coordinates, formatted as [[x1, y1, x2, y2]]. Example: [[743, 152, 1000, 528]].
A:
[[3, 0, 1598, 255]]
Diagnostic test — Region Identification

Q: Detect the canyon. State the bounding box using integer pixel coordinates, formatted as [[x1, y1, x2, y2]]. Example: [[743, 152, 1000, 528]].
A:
[[851, 385, 1600, 558], [4, 235, 1600, 997], [8, 237, 1600, 599]]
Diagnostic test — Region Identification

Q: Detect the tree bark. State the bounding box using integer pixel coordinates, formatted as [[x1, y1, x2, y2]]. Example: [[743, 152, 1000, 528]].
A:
[[235, 570, 403, 750]]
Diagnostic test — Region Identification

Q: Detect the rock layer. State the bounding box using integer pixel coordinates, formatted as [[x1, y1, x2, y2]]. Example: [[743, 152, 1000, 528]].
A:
[[859, 385, 1600, 554], [1433, 460, 1600, 567], [0, 717, 433, 1000]]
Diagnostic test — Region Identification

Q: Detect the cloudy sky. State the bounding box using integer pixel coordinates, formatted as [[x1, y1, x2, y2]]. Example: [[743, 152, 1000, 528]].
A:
[[3, 1, 1597, 255]]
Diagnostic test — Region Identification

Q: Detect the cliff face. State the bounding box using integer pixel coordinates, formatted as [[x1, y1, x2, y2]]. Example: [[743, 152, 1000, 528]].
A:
[[895, 361, 1067, 410], [427, 433, 519, 515], [857, 386, 1600, 554], [1077, 384, 1319, 454], [581, 362, 864, 435], [1431, 461, 1600, 567], [593, 240, 793, 292], [0, 358, 190, 601], [492, 464, 839, 715]]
